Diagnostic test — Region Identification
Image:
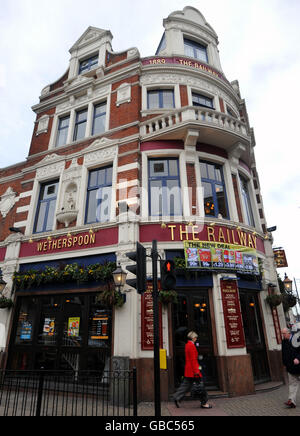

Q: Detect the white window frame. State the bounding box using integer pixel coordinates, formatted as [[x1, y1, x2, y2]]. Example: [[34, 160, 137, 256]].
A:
[[26, 160, 65, 235], [141, 149, 190, 222], [79, 146, 118, 226], [197, 152, 238, 222], [141, 84, 181, 114], [49, 90, 111, 150], [183, 37, 209, 64], [182, 34, 211, 65], [237, 167, 260, 230], [78, 53, 99, 75], [187, 86, 219, 111]]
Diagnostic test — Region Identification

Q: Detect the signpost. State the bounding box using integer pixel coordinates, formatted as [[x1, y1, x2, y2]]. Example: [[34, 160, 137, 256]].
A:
[[220, 280, 246, 349]]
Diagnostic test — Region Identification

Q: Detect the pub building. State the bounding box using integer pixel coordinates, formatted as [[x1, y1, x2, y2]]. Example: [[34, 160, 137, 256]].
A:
[[0, 6, 285, 401]]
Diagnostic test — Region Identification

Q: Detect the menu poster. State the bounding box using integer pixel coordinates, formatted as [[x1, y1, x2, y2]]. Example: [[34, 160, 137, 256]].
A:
[[90, 315, 109, 340], [20, 321, 32, 340], [43, 318, 55, 336], [184, 241, 259, 275], [68, 317, 80, 337], [141, 282, 163, 350], [220, 280, 246, 349]]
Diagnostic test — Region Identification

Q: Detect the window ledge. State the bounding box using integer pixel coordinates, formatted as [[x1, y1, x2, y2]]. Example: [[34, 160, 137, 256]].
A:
[[141, 108, 176, 118]]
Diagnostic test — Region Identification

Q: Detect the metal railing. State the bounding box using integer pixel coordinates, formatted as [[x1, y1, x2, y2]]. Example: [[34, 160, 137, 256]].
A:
[[0, 369, 137, 416]]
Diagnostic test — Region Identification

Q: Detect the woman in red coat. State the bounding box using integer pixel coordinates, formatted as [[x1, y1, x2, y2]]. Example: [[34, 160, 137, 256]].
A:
[[173, 331, 212, 409]]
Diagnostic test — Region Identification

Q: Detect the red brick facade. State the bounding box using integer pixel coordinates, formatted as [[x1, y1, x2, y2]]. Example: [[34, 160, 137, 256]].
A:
[[0, 8, 282, 401]]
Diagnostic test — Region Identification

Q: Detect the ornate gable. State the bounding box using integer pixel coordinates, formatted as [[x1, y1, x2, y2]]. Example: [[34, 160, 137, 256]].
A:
[[69, 26, 113, 53]]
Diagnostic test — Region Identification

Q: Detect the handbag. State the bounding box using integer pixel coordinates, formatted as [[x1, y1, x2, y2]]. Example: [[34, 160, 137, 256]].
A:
[[191, 378, 207, 403]]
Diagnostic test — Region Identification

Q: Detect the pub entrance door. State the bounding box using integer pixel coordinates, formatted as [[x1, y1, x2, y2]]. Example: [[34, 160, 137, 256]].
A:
[[8, 293, 112, 373], [239, 290, 270, 383], [172, 289, 218, 389]]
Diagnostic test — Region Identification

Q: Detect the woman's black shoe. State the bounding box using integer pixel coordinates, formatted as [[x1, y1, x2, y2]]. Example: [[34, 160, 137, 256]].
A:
[[174, 399, 180, 408]]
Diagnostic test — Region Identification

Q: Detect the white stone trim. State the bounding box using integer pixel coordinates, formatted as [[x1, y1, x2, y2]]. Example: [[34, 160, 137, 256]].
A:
[[117, 162, 139, 173]]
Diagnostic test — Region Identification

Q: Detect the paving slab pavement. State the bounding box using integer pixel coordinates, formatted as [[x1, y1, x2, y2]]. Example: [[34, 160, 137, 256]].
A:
[[137, 383, 300, 417]]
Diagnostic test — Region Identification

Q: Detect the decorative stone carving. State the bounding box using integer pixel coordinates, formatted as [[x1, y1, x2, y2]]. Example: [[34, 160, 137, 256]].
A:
[[36, 154, 65, 180], [56, 160, 81, 227], [116, 83, 131, 107], [41, 85, 50, 95], [127, 48, 139, 58], [36, 115, 50, 135], [56, 209, 78, 227], [84, 140, 117, 165], [0, 187, 17, 218]]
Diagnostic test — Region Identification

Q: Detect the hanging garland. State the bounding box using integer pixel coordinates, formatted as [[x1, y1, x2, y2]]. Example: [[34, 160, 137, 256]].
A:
[[13, 262, 116, 290]]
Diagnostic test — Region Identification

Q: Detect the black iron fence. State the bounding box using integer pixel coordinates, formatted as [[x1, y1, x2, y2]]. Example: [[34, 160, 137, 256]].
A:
[[0, 369, 137, 416]]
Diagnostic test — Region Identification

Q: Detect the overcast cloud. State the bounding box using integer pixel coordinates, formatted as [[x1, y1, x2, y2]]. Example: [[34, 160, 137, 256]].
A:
[[0, 0, 299, 293]]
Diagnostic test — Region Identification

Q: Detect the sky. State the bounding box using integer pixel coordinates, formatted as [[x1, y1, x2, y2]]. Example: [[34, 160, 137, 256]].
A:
[[0, 0, 299, 294]]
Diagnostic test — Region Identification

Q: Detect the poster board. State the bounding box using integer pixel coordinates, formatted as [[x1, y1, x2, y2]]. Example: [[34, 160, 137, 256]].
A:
[[184, 240, 259, 275]]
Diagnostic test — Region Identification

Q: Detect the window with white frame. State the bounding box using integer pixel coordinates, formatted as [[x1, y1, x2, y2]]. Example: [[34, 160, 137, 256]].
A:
[[184, 38, 208, 63], [79, 54, 98, 74], [200, 161, 229, 219], [92, 102, 107, 136], [147, 89, 175, 110], [239, 175, 255, 227], [73, 108, 88, 141], [56, 116, 70, 147], [85, 166, 112, 224], [192, 92, 214, 109], [148, 158, 182, 217], [34, 180, 59, 233], [226, 105, 238, 119], [54, 100, 107, 148]]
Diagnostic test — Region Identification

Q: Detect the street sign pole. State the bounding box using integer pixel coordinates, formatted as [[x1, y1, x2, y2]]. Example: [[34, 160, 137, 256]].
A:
[[151, 239, 161, 417]]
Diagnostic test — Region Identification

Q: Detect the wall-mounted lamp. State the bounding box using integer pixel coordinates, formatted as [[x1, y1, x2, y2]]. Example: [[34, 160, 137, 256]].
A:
[[283, 274, 293, 293], [112, 264, 128, 294]]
